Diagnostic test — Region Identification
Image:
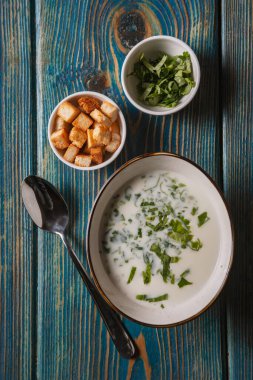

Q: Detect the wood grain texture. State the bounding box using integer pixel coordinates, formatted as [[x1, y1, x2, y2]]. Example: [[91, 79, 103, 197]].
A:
[[0, 0, 36, 379], [35, 1, 225, 379], [222, 1, 253, 379]]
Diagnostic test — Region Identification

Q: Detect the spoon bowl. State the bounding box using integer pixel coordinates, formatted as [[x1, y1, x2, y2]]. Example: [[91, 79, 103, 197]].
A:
[[22, 176, 69, 233]]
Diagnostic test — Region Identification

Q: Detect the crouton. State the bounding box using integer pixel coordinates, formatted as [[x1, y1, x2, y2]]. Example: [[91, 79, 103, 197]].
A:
[[93, 125, 111, 145], [110, 120, 120, 135], [57, 101, 80, 123], [74, 155, 92, 167], [87, 129, 103, 148], [90, 109, 111, 126], [51, 129, 70, 150], [78, 96, 101, 114], [105, 139, 120, 153], [72, 112, 93, 131], [63, 144, 80, 163], [90, 147, 103, 164], [54, 116, 72, 133], [69, 127, 87, 148], [101, 101, 118, 122]]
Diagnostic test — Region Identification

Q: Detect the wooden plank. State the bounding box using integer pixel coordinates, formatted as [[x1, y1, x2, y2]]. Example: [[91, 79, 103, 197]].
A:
[[222, 1, 253, 379], [0, 1, 36, 379], [36, 0, 226, 379]]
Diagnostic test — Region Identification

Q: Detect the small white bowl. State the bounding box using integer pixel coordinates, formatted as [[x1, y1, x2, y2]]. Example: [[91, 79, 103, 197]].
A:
[[121, 36, 200, 116], [48, 91, 127, 171], [87, 153, 233, 327]]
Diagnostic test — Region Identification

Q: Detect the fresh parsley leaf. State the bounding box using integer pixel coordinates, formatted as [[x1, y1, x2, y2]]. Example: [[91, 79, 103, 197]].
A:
[[138, 228, 142, 238]]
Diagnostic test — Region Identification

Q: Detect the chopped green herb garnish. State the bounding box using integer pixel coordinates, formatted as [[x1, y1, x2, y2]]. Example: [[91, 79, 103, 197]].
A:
[[178, 277, 192, 288], [150, 243, 171, 283], [141, 201, 155, 207], [170, 256, 180, 263], [136, 294, 169, 302], [190, 239, 203, 251], [168, 219, 193, 248], [191, 207, 198, 215], [148, 294, 168, 302], [198, 212, 210, 227], [178, 269, 192, 288], [130, 52, 195, 108], [180, 269, 190, 277], [142, 262, 152, 284], [127, 266, 137, 284], [138, 228, 142, 238], [161, 304, 165, 309], [128, 218, 132, 223], [136, 294, 147, 301]]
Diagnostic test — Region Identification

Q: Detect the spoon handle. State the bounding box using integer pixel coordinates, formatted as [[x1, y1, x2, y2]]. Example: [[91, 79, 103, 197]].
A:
[[60, 234, 136, 359]]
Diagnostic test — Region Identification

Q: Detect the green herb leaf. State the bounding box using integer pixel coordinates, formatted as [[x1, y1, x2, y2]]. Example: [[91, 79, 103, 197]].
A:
[[136, 294, 169, 302], [130, 52, 195, 108], [180, 269, 190, 277], [127, 267, 137, 284], [190, 239, 203, 251], [142, 262, 152, 284], [150, 243, 171, 282], [178, 277, 192, 288], [198, 212, 210, 227], [191, 207, 198, 215], [170, 256, 180, 263], [168, 219, 193, 248], [178, 269, 192, 288], [136, 294, 147, 301], [138, 228, 142, 238]]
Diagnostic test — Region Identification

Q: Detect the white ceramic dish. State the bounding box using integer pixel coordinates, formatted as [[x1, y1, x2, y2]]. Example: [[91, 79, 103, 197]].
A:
[[87, 153, 233, 327], [121, 36, 200, 116], [48, 91, 127, 171]]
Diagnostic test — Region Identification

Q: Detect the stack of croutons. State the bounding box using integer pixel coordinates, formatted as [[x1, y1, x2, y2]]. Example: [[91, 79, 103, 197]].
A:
[[50, 96, 121, 167]]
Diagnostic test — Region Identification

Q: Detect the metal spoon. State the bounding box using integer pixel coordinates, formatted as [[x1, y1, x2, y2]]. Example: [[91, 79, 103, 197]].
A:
[[22, 175, 135, 359]]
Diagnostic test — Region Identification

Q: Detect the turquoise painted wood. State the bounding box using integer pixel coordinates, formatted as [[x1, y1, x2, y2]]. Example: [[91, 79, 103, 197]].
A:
[[0, 0, 252, 379], [222, 0, 253, 379], [0, 1, 36, 379]]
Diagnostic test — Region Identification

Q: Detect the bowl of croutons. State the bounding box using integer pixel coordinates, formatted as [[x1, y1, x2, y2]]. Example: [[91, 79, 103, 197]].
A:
[[48, 91, 126, 170]]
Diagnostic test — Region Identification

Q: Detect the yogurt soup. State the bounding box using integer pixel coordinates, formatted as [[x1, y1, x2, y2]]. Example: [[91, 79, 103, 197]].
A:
[[100, 170, 219, 309]]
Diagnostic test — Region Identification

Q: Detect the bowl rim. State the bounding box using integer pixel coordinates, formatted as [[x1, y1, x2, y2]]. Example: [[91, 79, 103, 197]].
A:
[[48, 91, 127, 171], [86, 152, 234, 327], [121, 35, 201, 116]]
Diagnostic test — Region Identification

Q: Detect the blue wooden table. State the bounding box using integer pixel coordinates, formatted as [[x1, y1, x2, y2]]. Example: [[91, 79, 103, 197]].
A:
[[1, 1, 252, 379]]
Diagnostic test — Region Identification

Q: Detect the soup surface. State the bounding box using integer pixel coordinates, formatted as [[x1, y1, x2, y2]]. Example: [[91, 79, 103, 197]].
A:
[[101, 170, 219, 309]]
